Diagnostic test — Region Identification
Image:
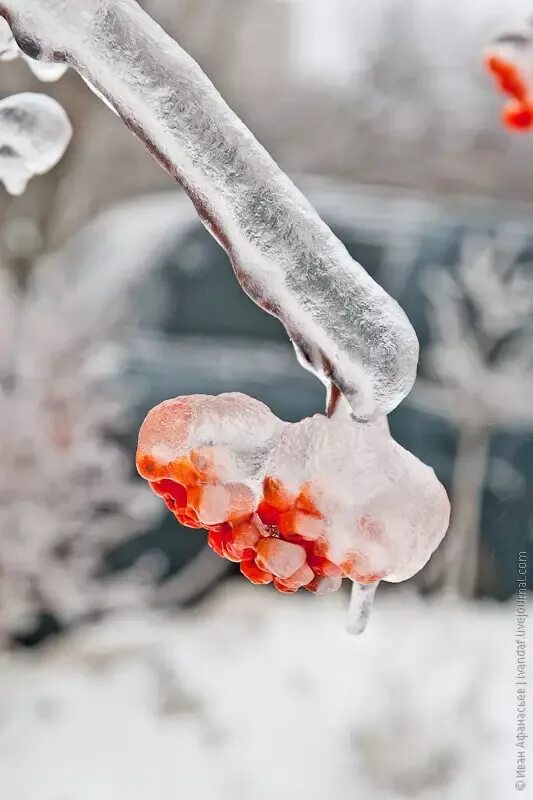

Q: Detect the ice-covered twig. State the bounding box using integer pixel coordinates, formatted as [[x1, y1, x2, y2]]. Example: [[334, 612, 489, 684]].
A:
[[0, 92, 71, 195], [0, 0, 418, 420]]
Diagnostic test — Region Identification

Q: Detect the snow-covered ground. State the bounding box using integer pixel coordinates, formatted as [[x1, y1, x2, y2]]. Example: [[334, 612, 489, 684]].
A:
[[0, 584, 515, 800]]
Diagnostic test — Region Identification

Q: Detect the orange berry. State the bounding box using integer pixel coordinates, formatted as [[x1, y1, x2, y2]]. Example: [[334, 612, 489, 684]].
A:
[[255, 539, 306, 580], [262, 476, 293, 511], [276, 563, 314, 591], [207, 530, 227, 557], [257, 501, 280, 527], [340, 557, 382, 584], [175, 509, 203, 529], [278, 509, 323, 542], [169, 457, 199, 487], [295, 484, 323, 518], [307, 554, 342, 577], [208, 522, 233, 535], [277, 510, 296, 537], [231, 520, 261, 555], [150, 479, 188, 508], [221, 542, 245, 563], [226, 484, 256, 523], [137, 453, 166, 480], [485, 54, 527, 102], [185, 485, 204, 513], [503, 101, 533, 130], [306, 575, 343, 595], [149, 480, 167, 498], [190, 447, 219, 481], [240, 559, 273, 585], [311, 538, 329, 558], [273, 579, 298, 594]]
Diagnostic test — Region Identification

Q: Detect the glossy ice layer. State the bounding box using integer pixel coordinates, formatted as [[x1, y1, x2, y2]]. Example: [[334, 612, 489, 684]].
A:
[[0, 17, 68, 80], [136, 394, 450, 624], [0, 92, 71, 194], [265, 414, 450, 584], [137, 394, 285, 528], [0, 0, 418, 419]]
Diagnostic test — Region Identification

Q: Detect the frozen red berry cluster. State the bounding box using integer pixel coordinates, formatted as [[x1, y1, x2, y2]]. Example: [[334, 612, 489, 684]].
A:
[[136, 449, 380, 595]]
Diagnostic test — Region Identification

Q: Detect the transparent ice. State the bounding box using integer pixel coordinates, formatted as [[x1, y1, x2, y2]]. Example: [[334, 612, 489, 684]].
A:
[[265, 412, 450, 629], [0, 92, 72, 195], [0, 17, 68, 81], [23, 57, 68, 82], [0, 0, 418, 421], [137, 393, 286, 526]]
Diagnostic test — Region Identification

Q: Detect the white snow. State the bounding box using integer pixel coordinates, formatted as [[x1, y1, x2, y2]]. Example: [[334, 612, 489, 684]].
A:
[[0, 586, 515, 800]]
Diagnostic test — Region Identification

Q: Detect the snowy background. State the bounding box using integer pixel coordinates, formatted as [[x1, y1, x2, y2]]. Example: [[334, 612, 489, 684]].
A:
[[0, 589, 516, 800], [0, 1, 531, 798]]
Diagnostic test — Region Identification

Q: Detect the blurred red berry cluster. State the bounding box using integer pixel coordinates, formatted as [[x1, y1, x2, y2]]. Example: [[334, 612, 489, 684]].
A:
[[485, 52, 533, 131]]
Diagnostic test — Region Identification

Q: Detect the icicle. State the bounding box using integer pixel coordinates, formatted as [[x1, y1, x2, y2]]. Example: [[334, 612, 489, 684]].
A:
[[346, 581, 380, 635]]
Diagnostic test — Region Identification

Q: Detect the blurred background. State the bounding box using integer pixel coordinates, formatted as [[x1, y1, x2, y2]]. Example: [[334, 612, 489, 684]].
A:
[[0, 1, 531, 798]]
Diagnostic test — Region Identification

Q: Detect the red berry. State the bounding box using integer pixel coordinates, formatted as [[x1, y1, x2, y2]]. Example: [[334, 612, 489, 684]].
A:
[[207, 530, 228, 557], [256, 539, 306, 580], [240, 559, 273, 585], [306, 575, 343, 595], [276, 563, 315, 591], [307, 554, 342, 577], [257, 501, 280, 527], [262, 476, 293, 511], [503, 101, 533, 130]]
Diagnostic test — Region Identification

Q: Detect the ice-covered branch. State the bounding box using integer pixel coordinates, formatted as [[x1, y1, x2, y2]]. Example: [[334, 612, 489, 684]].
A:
[[0, 0, 418, 420]]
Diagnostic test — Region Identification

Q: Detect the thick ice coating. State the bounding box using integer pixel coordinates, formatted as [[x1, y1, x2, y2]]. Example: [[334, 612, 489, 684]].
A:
[[0, 17, 68, 80], [136, 394, 450, 626], [263, 414, 450, 584], [137, 394, 286, 527], [485, 18, 533, 131], [0, 92, 72, 195], [0, 0, 418, 419]]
